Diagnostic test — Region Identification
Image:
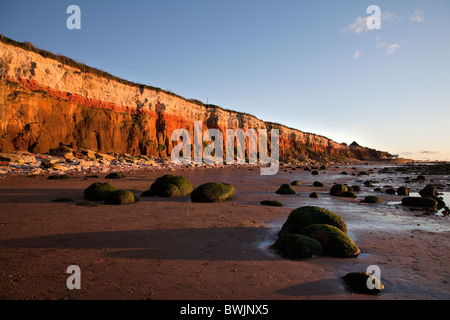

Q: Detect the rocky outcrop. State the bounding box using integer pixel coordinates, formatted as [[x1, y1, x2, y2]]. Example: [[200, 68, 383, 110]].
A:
[[0, 37, 392, 161]]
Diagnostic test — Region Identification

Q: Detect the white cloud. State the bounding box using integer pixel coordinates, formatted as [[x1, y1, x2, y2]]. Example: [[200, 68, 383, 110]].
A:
[[342, 10, 401, 34], [386, 43, 401, 55], [410, 9, 424, 23], [343, 16, 368, 34], [354, 50, 362, 59]]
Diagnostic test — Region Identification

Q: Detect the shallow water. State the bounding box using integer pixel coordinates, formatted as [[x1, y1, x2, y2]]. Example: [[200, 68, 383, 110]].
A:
[[231, 164, 450, 239]]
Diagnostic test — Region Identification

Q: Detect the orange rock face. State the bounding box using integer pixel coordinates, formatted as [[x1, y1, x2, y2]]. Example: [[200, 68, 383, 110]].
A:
[[0, 38, 391, 161]]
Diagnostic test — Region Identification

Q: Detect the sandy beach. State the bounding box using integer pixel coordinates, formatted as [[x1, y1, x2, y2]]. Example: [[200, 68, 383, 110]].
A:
[[0, 163, 449, 300]]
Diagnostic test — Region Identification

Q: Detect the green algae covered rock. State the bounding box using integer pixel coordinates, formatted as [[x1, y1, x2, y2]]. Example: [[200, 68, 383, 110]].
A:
[[363, 195, 382, 203], [272, 234, 323, 259], [290, 180, 301, 186], [330, 184, 348, 196], [342, 272, 384, 295], [313, 181, 324, 187], [104, 189, 138, 205], [419, 185, 437, 198], [309, 192, 319, 198], [299, 224, 360, 257], [401, 196, 437, 208], [275, 184, 296, 195], [142, 175, 193, 197], [105, 172, 126, 179], [260, 200, 284, 207], [397, 186, 409, 196], [279, 206, 347, 236], [84, 182, 117, 201], [190, 182, 234, 203], [341, 191, 357, 198]]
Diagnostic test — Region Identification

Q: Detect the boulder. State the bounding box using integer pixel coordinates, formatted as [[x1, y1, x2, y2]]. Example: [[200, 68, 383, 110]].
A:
[[104, 189, 138, 205], [341, 191, 357, 198], [84, 182, 117, 201], [351, 185, 362, 192], [142, 174, 193, 197], [290, 180, 301, 186], [272, 234, 323, 259], [313, 181, 324, 187], [342, 272, 384, 294], [309, 192, 319, 198], [363, 180, 374, 187], [275, 184, 296, 195], [401, 196, 437, 208], [397, 186, 409, 196], [279, 206, 347, 236], [105, 172, 126, 179], [419, 185, 437, 198], [260, 200, 284, 207], [330, 184, 348, 196], [363, 196, 382, 203], [190, 182, 234, 203], [299, 224, 360, 257], [385, 188, 396, 195]]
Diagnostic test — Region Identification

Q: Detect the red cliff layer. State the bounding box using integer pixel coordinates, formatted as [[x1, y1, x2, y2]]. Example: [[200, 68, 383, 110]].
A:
[[0, 37, 391, 161]]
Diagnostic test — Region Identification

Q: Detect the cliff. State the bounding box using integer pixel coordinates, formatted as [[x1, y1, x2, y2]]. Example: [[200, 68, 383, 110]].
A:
[[0, 36, 392, 162]]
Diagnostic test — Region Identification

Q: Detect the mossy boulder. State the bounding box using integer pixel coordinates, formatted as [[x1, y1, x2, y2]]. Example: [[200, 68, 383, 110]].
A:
[[84, 182, 117, 201], [363, 196, 382, 203], [311, 170, 319, 175], [260, 200, 284, 207], [104, 189, 138, 205], [105, 172, 126, 179], [385, 188, 396, 195], [417, 175, 426, 181], [401, 196, 437, 208], [309, 192, 319, 198], [279, 206, 347, 236], [299, 224, 360, 257], [190, 182, 234, 203], [397, 186, 409, 196], [272, 234, 323, 259], [351, 185, 362, 192], [275, 184, 296, 195], [419, 185, 437, 198], [341, 191, 357, 198], [430, 196, 446, 210], [363, 180, 374, 187], [342, 272, 384, 295], [330, 184, 348, 196], [290, 180, 301, 186], [143, 175, 193, 197], [313, 181, 324, 187]]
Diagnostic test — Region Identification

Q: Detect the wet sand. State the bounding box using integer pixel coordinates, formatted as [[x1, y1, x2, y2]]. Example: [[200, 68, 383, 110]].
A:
[[0, 164, 449, 300]]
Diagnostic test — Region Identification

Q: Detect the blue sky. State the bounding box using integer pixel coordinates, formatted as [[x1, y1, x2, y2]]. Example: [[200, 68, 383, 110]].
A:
[[1, 0, 449, 160]]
